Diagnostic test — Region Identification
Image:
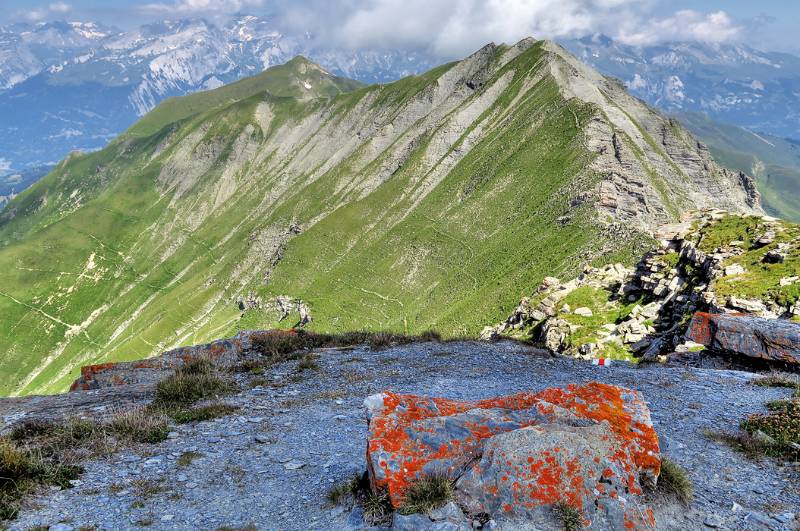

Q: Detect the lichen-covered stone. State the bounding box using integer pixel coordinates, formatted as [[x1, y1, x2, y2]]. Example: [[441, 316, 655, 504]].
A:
[[686, 312, 800, 365], [69, 329, 289, 391], [364, 383, 661, 528], [457, 423, 653, 529]]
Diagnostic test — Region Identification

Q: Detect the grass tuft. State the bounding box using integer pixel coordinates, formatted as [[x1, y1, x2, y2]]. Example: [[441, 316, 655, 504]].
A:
[[9, 419, 58, 442], [656, 457, 693, 504], [154, 357, 236, 406], [108, 407, 170, 444], [397, 474, 455, 515], [554, 502, 583, 531], [753, 373, 800, 390], [326, 473, 362, 506], [0, 438, 82, 520], [363, 489, 392, 524], [250, 329, 443, 362]]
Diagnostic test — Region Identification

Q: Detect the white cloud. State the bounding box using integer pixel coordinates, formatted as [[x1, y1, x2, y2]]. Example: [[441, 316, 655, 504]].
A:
[[24, 2, 72, 22], [140, 0, 265, 14], [334, 0, 644, 57], [617, 10, 742, 46], [0, 158, 12, 173], [281, 0, 742, 58]]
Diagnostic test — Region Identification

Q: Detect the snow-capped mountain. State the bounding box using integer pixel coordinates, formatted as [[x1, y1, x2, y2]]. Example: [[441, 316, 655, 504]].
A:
[[0, 16, 434, 176], [561, 35, 800, 140], [0, 21, 112, 89]]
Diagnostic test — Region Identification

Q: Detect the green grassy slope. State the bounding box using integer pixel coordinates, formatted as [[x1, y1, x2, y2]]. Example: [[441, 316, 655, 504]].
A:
[[127, 57, 363, 138], [675, 111, 800, 222], [0, 42, 755, 395]]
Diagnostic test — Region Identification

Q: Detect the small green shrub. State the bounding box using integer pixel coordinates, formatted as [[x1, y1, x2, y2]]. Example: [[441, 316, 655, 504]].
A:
[[554, 502, 583, 530], [177, 451, 203, 467], [741, 403, 800, 460], [397, 475, 455, 515], [766, 399, 798, 412], [656, 457, 693, 504], [297, 355, 321, 372]]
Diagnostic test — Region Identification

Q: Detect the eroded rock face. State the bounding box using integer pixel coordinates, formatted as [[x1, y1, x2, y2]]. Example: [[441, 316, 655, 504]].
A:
[[686, 312, 800, 366], [364, 383, 661, 529]]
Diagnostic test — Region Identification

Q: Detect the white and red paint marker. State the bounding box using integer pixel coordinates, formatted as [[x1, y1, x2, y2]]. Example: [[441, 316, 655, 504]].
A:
[[592, 358, 612, 366]]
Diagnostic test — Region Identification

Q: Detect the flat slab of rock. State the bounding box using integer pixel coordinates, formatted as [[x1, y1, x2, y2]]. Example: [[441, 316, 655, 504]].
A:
[[365, 383, 661, 529], [686, 312, 800, 365], [69, 329, 292, 390]]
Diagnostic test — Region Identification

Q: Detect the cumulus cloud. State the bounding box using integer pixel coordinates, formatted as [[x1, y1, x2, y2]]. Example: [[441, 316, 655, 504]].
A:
[[0, 158, 12, 173], [140, 0, 265, 15], [277, 0, 743, 58], [329, 0, 641, 57], [617, 10, 742, 46], [24, 2, 72, 22]]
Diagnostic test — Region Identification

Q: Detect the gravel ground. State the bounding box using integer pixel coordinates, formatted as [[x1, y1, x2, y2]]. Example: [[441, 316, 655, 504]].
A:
[[3, 340, 798, 530]]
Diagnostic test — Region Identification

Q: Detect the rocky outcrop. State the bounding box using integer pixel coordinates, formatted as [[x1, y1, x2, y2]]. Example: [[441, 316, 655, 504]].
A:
[[364, 383, 661, 529], [485, 210, 800, 364], [69, 329, 290, 391], [3, 340, 799, 530], [687, 313, 800, 366]]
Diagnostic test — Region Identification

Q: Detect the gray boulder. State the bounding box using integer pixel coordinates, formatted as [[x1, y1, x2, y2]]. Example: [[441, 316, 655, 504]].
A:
[[686, 312, 800, 365]]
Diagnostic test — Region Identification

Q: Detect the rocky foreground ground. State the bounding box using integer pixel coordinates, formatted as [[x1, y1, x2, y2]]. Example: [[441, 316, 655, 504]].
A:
[[1, 339, 798, 530]]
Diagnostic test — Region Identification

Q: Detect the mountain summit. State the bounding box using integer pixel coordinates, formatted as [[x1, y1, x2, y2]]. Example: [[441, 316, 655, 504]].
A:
[[0, 39, 759, 396]]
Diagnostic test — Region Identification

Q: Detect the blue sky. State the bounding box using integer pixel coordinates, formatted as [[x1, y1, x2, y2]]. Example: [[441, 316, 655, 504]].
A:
[[1, 0, 798, 55]]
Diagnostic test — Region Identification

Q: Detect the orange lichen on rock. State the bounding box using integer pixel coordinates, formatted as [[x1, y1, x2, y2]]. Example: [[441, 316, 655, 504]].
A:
[[69, 330, 271, 392], [364, 383, 661, 529]]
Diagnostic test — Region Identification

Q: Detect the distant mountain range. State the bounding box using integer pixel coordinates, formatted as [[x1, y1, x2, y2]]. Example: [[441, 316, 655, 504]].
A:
[[562, 35, 800, 140], [1, 17, 799, 217], [0, 16, 434, 175]]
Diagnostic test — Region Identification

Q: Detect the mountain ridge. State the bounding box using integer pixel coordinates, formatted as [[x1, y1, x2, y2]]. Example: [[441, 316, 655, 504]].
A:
[[0, 38, 759, 396], [4, 16, 800, 179]]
